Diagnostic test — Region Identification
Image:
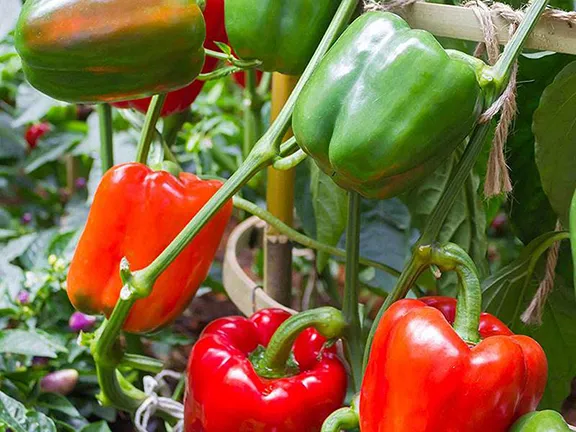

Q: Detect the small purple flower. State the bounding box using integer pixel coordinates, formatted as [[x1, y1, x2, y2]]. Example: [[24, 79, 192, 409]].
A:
[[69, 311, 97, 332], [21, 213, 33, 224], [40, 369, 79, 395], [75, 177, 87, 189], [17, 291, 30, 304], [32, 357, 50, 367]]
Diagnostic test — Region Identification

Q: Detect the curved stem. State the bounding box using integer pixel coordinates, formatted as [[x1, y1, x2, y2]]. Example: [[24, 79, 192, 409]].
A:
[[321, 407, 359, 432], [119, 354, 164, 374], [255, 307, 346, 378], [198, 65, 245, 81], [278, 136, 299, 157], [342, 192, 363, 392], [135, 94, 166, 164], [129, 0, 360, 290], [273, 149, 307, 170], [233, 196, 403, 278], [98, 104, 114, 171]]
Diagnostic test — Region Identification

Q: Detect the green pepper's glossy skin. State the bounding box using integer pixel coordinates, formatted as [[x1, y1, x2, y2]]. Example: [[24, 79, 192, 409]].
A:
[[510, 411, 571, 431], [293, 12, 493, 199], [225, 0, 339, 75], [15, 0, 206, 103]]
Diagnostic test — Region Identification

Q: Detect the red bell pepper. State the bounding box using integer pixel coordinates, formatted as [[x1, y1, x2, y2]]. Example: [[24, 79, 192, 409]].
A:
[[66, 162, 232, 333], [112, 0, 226, 116], [360, 249, 548, 432], [185, 307, 348, 431]]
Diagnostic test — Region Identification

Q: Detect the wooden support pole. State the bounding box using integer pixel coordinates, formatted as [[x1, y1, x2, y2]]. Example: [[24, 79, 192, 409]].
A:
[[264, 73, 299, 306]]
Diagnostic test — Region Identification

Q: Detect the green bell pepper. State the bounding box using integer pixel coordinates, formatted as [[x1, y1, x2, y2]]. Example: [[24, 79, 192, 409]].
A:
[[292, 12, 495, 199], [15, 0, 206, 103], [225, 0, 339, 76], [510, 410, 571, 431]]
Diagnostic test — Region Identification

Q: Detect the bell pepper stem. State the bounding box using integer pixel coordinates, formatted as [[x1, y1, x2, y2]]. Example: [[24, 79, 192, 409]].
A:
[[255, 307, 346, 378], [128, 0, 360, 289], [135, 93, 166, 164], [273, 149, 307, 170], [342, 191, 364, 393], [492, 0, 549, 89], [321, 407, 359, 432], [363, 243, 482, 369], [98, 104, 114, 171], [120, 353, 164, 374]]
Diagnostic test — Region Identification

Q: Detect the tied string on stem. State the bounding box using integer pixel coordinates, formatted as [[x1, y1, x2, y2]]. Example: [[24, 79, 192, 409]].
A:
[[134, 370, 184, 432], [364, 0, 576, 197], [521, 219, 563, 325]]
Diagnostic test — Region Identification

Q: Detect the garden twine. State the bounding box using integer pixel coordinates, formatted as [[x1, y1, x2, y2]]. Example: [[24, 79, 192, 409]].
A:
[[521, 219, 563, 325], [364, 0, 576, 197], [134, 370, 185, 432]]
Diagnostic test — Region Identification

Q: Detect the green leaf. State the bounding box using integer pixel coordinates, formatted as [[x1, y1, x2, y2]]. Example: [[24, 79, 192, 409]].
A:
[[12, 84, 59, 128], [80, 421, 112, 432], [37, 393, 80, 418], [0, 391, 57, 432], [23, 131, 83, 174], [534, 61, 576, 226], [404, 148, 488, 276], [310, 161, 348, 272], [507, 54, 573, 242], [294, 161, 316, 239], [0, 113, 26, 160], [483, 232, 575, 410], [0, 329, 67, 358]]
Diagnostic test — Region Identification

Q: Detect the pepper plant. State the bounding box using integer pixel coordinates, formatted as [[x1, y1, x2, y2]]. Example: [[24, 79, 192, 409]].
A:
[[2, 0, 576, 430]]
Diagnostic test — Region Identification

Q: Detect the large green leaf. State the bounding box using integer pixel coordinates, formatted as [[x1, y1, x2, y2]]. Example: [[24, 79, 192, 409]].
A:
[[483, 232, 575, 410], [507, 54, 573, 243], [23, 131, 83, 174], [0, 329, 67, 358], [534, 61, 576, 226], [310, 161, 348, 272], [404, 149, 488, 277], [0, 391, 56, 432]]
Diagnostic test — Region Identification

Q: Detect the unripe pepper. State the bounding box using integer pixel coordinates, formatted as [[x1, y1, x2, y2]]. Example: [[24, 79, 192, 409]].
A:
[[510, 410, 572, 431], [115, 0, 226, 116], [225, 0, 340, 75], [15, 0, 206, 103], [185, 307, 347, 431], [293, 12, 495, 199], [66, 163, 232, 333]]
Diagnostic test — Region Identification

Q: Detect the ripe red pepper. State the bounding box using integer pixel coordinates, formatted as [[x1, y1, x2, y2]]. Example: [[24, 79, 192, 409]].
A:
[[184, 307, 348, 431], [66, 163, 232, 333], [360, 295, 547, 432], [112, 0, 226, 116], [25, 123, 50, 149]]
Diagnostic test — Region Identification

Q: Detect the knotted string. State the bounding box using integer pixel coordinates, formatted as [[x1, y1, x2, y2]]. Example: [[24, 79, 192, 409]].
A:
[[134, 370, 184, 432]]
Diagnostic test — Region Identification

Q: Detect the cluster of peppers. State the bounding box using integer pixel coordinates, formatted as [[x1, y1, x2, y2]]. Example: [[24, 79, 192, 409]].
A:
[[13, 0, 573, 430]]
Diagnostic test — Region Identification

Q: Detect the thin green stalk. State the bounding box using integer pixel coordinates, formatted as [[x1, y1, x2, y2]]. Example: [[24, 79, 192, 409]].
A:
[[273, 149, 307, 170], [135, 94, 166, 164], [119, 354, 164, 374], [162, 110, 189, 148], [342, 192, 363, 392], [321, 408, 359, 432], [233, 196, 402, 278], [98, 104, 114, 171], [492, 0, 549, 87], [278, 136, 299, 157], [243, 70, 262, 158], [130, 0, 360, 289]]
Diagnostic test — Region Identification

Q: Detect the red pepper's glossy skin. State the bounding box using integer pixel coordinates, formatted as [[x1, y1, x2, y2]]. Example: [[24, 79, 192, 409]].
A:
[[184, 308, 347, 432], [360, 298, 548, 432], [66, 163, 232, 333], [113, 0, 225, 116], [25, 123, 50, 148]]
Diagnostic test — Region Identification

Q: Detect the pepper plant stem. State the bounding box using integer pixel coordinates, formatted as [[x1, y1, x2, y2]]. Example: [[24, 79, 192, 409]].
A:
[[135, 94, 166, 164], [342, 192, 363, 392], [257, 307, 346, 378], [98, 104, 114, 171], [131, 0, 359, 289]]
